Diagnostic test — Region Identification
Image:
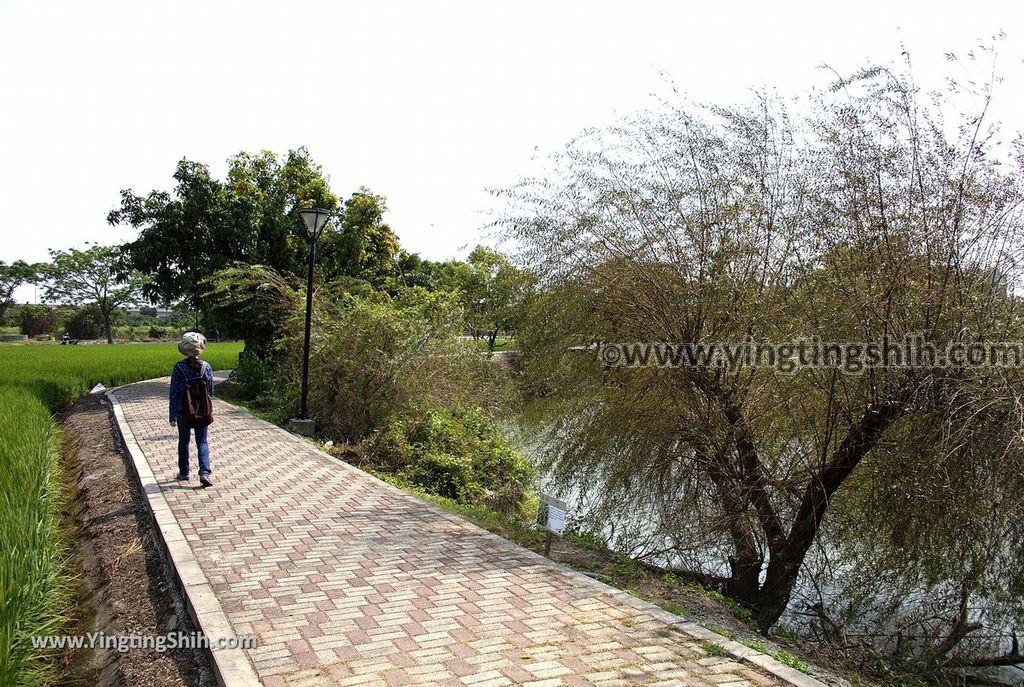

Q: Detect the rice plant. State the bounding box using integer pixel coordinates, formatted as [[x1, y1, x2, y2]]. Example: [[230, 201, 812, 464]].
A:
[[0, 388, 68, 686], [0, 342, 242, 409], [0, 341, 241, 684]]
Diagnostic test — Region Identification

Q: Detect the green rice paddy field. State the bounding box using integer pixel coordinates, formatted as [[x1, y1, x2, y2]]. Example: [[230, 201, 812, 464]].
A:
[[0, 341, 242, 685]]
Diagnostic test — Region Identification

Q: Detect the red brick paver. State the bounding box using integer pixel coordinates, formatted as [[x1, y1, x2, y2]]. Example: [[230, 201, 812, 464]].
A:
[[114, 379, 789, 687]]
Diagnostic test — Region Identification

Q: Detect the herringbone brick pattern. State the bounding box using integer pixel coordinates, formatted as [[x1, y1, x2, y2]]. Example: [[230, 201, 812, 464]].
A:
[[116, 380, 783, 687]]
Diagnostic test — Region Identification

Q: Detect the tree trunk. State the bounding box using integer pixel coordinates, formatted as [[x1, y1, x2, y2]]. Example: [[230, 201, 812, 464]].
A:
[[753, 547, 805, 633], [101, 302, 114, 344], [707, 464, 763, 606], [694, 371, 786, 555], [693, 374, 782, 610], [753, 398, 907, 631]]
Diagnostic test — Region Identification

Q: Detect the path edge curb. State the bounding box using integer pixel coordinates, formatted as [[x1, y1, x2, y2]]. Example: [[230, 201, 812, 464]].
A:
[[107, 385, 262, 687]]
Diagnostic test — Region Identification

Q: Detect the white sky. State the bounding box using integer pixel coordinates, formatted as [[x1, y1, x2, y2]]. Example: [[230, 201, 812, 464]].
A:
[[1, 1, 1022, 303]]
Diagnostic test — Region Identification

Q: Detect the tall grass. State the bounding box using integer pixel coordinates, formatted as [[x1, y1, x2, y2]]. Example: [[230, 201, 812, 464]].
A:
[[0, 388, 67, 686], [0, 342, 241, 685]]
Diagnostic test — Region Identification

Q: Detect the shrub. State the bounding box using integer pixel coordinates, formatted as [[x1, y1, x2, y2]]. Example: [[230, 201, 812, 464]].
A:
[[204, 264, 302, 360], [406, 451, 479, 502], [286, 288, 511, 443], [211, 273, 532, 512], [63, 304, 105, 339], [19, 305, 59, 337], [364, 404, 534, 515], [233, 350, 276, 406]]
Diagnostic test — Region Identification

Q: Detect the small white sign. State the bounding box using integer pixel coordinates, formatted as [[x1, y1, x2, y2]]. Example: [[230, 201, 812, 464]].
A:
[[546, 504, 566, 535], [90, 383, 107, 394]]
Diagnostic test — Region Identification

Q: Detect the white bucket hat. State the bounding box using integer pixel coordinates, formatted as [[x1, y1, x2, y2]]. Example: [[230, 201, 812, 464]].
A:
[[178, 331, 207, 356]]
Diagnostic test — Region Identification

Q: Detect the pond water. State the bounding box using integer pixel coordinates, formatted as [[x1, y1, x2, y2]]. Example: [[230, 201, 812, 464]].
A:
[[518, 435, 1022, 685]]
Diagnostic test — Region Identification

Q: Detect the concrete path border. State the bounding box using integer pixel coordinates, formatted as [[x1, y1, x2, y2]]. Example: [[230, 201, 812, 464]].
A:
[[108, 383, 262, 687]]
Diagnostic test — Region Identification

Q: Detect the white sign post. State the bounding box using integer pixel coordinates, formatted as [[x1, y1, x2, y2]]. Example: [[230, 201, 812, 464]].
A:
[[545, 502, 566, 535], [539, 494, 568, 556]]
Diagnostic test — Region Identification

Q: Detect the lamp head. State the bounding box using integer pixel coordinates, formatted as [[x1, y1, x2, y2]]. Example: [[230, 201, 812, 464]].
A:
[[297, 207, 332, 241]]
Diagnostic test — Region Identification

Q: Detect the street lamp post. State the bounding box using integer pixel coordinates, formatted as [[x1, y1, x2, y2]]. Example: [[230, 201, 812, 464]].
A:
[[289, 207, 332, 437]]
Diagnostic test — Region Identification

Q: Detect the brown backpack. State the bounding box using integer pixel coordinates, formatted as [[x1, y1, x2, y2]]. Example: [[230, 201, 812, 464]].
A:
[[180, 362, 214, 428]]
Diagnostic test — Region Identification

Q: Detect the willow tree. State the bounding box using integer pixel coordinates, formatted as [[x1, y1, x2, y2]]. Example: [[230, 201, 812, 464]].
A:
[[501, 58, 1024, 671]]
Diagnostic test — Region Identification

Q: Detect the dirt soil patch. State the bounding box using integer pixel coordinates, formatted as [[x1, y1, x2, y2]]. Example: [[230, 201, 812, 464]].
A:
[[59, 393, 216, 686]]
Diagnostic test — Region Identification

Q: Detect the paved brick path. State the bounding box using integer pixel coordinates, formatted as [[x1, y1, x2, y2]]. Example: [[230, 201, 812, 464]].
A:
[[112, 379, 795, 687]]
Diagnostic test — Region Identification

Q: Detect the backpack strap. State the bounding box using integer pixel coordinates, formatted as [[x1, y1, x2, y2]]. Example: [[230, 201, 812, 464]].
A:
[[177, 359, 204, 380]]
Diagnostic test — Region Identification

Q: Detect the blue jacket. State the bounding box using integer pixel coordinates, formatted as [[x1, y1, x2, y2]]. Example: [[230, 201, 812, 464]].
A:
[[169, 359, 214, 422]]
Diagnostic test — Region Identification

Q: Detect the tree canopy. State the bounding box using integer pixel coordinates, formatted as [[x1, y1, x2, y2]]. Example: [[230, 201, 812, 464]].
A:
[[0, 260, 41, 323], [440, 246, 535, 352], [107, 148, 403, 314], [41, 245, 145, 343]]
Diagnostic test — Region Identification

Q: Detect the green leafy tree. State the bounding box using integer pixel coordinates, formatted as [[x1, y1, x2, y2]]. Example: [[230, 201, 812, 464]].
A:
[[0, 260, 41, 323], [62, 304, 106, 339], [18, 305, 59, 337], [223, 149, 340, 276], [202, 262, 302, 359], [42, 245, 145, 343], [460, 246, 535, 352], [318, 189, 401, 287], [108, 148, 339, 317], [387, 252, 451, 291], [107, 160, 226, 312]]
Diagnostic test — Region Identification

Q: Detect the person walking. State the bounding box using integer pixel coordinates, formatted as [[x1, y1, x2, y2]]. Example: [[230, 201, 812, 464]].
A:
[[169, 332, 214, 487]]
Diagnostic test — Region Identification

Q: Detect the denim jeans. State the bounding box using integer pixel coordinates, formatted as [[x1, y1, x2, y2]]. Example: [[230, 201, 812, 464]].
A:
[[176, 415, 211, 476]]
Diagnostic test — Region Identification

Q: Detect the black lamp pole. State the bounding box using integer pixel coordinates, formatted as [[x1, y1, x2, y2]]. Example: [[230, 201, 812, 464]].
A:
[[295, 208, 332, 424], [298, 232, 316, 420]]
